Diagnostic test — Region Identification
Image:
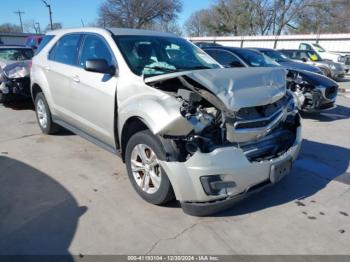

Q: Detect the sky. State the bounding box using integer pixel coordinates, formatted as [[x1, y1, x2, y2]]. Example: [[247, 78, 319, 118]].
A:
[[0, 0, 213, 31]]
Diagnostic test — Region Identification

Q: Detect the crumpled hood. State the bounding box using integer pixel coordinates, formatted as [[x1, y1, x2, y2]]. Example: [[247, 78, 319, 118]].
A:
[[0, 59, 31, 79], [145, 67, 286, 112]]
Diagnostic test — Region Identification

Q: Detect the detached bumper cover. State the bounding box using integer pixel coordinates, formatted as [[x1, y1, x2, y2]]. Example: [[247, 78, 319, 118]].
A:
[[160, 126, 302, 215]]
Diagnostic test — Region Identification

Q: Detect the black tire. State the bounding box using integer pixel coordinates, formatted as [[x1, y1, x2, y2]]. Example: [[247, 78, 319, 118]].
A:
[[125, 130, 175, 205], [34, 92, 60, 134], [0, 92, 12, 103]]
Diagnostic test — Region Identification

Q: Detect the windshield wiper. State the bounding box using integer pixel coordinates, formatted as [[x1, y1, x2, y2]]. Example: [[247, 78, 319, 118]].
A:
[[144, 65, 181, 73]]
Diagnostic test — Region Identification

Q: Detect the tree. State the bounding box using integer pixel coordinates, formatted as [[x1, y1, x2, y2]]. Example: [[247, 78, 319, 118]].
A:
[[0, 23, 22, 33], [294, 0, 350, 34], [98, 0, 182, 29], [44, 22, 62, 32], [185, 10, 212, 37]]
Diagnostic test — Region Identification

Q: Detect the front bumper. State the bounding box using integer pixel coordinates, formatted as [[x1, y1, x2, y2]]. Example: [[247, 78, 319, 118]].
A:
[[302, 85, 338, 112], [331, 69, 346, 79], [0, 77, 30, 97], [160, 126, 302, 216]]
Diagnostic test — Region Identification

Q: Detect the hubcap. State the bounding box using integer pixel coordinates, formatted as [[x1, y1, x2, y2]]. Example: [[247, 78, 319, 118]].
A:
[[37, 99, 48, 129], [130, 144, 161, 194]]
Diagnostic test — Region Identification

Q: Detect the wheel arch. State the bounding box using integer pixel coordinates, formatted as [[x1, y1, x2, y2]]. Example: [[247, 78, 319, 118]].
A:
[[120, 116, 149, 162]]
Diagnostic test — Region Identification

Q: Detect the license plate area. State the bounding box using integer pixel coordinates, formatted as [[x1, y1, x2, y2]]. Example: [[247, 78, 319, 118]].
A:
[[270, 159, 292, 183]]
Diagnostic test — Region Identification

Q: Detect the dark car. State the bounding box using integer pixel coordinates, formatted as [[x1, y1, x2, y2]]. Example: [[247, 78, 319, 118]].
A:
[[279, 49, 346, 80], [252, 48, 324, 75], [194, 42, 222, 48], [203, 46, 338, 112], [0, 46, 34, 102], [24, 35, 43, 50]]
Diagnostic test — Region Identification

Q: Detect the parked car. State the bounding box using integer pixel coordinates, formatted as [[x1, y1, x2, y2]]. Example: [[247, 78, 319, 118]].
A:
[[193, 42, 222, 48], [252, 48, 324, 75], [31, 28, 301, 216], [0, 46, 34, 103], [25, 35, 43, 50], [280, 49, 346, 80], [298, 42, 350, 73], [203, 46, 338, 112]]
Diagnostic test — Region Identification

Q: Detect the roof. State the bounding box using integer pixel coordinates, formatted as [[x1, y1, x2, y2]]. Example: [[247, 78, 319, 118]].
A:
[[45, 27, 176, 38], [202, 46, 243, 51], [0, 45, 32, 49], [278, 49, 307, 52], [252, 47, 275, 51]]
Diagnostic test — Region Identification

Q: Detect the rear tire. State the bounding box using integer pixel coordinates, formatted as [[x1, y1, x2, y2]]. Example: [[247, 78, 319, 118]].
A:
[[125, 130, 175, 205], [34, 92, 60, 134]]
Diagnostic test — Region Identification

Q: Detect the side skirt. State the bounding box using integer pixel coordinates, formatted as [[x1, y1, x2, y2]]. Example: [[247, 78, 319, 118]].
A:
[[53, 117, 120, 157]]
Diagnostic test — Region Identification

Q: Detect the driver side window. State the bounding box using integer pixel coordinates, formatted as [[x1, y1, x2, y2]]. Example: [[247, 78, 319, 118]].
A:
[[79, 35, 115, 68]]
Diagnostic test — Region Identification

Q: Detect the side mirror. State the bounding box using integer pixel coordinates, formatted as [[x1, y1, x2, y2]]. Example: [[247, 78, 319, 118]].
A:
[[84, 59, 116, 75]]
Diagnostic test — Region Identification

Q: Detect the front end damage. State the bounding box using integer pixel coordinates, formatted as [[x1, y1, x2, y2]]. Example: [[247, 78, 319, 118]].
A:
[[145, 68, 302, 216], [287, 69, 338, 112], [0, 61, 31, 102]]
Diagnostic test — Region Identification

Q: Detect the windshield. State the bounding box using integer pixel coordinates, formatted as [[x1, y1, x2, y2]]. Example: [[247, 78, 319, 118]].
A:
[[234, 49, 279, 67], [0, 48, 34, 61], [114, 35, 220, 77], [260, 50, 289, 63], [313, 43, 325, 52]]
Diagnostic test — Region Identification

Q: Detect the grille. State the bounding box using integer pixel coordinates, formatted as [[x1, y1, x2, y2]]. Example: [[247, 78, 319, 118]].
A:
[[345, 55, 350, 65]]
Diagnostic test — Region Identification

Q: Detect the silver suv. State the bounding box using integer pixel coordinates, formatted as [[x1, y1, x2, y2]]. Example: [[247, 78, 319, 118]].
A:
[[31, 28, 302, 216]]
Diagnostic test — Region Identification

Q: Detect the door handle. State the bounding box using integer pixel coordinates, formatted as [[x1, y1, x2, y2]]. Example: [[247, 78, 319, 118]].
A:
[[72, 75, 80, 83]]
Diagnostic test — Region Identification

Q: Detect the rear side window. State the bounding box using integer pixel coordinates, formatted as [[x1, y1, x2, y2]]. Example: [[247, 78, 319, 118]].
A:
[[299, 43, 311, 50], [49, 34, 82, 66], [79, 34, 115, 68], [205, 49, 244, 68], [35, 35, 54, 55]]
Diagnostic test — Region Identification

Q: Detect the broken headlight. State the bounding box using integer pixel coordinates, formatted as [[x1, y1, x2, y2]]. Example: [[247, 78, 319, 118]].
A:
[[0, 68, 6, 82], [4, 65, 30, 79]]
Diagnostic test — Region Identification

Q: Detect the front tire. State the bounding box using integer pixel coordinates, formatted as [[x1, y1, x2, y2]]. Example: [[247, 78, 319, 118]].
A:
[[34, 92, 60, 134], [125, 130, 175, 205]]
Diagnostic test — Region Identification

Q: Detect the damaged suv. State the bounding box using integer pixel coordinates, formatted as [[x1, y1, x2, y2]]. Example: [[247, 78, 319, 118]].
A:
[[31, 28, 302, 216]]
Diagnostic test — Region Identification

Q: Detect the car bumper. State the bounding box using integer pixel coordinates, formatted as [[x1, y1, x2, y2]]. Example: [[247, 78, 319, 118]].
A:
[[159, 126, 302, 216], [330, 67, 347, 79], [0, 78, 30, 97]]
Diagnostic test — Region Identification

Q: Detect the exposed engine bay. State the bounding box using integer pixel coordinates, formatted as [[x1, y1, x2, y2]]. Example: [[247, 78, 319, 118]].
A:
[[146, 68, 300, 163], [286, 69, 338, 112]]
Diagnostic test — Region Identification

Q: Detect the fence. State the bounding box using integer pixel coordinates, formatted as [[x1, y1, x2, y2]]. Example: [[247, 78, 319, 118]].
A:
[[188, 33, 350, 53]]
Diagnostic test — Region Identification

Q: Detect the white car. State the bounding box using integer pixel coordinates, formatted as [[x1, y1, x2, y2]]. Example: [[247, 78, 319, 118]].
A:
[[299, 42, 350, 72], [31, 27, 302, 216]]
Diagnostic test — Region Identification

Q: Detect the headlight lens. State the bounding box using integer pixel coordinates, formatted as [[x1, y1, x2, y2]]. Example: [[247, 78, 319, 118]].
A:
[[4, 65, 30, 79]]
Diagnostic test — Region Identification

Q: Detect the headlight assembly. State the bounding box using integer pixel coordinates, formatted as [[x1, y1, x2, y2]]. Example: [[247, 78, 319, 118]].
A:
[[330, 64, 336, 70], [4, 65, 30, 79]]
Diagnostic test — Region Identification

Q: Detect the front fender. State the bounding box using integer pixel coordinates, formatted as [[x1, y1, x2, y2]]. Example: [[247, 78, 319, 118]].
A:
[[118, 94, 193, 139]]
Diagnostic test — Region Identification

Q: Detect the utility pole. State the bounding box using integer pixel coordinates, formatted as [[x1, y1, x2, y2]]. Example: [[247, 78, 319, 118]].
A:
[[35, 22, 41, 34], [41, 0, 53, 30], [14, 9, 25, 33]]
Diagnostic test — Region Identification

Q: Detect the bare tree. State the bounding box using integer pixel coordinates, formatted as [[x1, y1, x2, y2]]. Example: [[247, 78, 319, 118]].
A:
[[98, 0, 182, 29], [185, 10, 211, 37], [0, 23, 22, 33]]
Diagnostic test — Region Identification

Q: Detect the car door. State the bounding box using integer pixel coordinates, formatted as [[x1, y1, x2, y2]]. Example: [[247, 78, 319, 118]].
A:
[[47, 33, 82, 122], [69, 33, 118, 146], [204, 49, 246, 68]]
